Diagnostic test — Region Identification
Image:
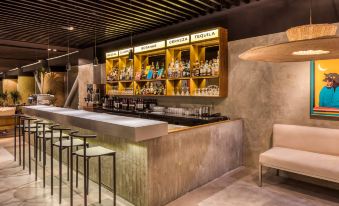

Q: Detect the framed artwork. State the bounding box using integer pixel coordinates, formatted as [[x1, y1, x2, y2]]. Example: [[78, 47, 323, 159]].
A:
[[311, 59, 339, 118]]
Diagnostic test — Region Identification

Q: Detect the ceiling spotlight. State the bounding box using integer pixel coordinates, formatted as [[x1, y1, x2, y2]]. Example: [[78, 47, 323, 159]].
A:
[[53, 49, 57, 52], [48, 48, 51, 51], [61, 26, 75, 31]]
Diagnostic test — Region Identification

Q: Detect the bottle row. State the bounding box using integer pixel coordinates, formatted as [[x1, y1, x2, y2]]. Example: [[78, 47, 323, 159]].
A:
[[107, 56, 220, 82]]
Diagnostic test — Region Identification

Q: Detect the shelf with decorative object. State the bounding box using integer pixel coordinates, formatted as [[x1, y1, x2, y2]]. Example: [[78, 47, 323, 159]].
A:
[[105, 27, 228, 97]]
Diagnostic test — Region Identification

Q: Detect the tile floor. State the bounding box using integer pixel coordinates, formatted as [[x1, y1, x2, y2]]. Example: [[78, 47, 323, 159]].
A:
[[1, 136, 339, 206]]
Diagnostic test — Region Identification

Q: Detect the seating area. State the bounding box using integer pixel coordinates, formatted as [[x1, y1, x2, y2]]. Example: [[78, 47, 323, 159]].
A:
[[260, 124, 339, 186], [10, 114, 117, 206]]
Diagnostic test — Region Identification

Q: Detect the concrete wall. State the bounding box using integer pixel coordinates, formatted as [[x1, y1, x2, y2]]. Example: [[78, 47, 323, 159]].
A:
[[150, 30, 339, 168]]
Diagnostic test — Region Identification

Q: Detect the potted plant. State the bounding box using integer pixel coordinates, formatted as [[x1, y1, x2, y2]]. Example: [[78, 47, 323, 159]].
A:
[[9, 90, 21, 105], [0, 91, 8, 106]]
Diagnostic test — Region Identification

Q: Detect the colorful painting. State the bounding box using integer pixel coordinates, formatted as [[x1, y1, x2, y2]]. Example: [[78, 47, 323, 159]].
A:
[[311, 59, 339, 117]]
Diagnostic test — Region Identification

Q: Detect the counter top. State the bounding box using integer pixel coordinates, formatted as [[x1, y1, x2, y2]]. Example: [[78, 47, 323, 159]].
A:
[[22, 105, 168, 142]]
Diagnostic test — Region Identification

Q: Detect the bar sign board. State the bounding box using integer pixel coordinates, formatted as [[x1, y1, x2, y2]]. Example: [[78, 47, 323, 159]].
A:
[[106, 51, 118, 58], [119, 48, 132, 56], [134, 41, 165, 53], [191, 28, 219, 42], [167, 35, 189, 47]]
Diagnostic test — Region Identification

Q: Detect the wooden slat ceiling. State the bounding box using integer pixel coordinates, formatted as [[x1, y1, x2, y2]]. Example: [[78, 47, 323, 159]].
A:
[[0, 0, 254, 49]]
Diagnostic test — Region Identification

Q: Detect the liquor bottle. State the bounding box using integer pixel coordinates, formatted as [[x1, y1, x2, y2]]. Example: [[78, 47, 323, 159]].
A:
[[154, 62, 159, 79], [174, 59, 179, 78], [161, 62, 165, 79], [194, 60, 200, 77]]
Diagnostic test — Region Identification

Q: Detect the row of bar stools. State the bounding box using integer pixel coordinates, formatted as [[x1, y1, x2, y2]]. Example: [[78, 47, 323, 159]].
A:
[[70, 131, 116, 206]]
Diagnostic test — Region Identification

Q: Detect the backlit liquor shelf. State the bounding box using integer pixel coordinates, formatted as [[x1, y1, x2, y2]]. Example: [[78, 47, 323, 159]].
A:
[[106, 27, 228, 98], [97, 97, 229, 126]]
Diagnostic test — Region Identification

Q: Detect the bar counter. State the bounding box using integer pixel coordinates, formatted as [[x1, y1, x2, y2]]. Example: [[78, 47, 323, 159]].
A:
[[22, 105, 243, 206]]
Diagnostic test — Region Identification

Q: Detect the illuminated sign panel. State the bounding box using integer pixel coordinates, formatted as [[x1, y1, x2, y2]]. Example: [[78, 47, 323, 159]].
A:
[[119, 48, 133, 56], [167, 35, 189, 47], [134, 41, 165, 53], [190, 29, 219, 42], [106, 51, 118, 58]]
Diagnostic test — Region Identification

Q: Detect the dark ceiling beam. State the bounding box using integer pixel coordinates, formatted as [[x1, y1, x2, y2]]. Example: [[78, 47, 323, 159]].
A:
[[162, 0, 201, 16], [83, 0, 174, 24], [194, 0, 216, 10], [178, 0, 207, 13], [3, 0, 137, 31], [130, 0, 187, 19], [145, 0, 196, 18], [108, 0, 179, 21]]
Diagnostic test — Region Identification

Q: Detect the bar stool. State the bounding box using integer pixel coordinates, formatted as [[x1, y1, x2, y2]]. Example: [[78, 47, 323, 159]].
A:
[[13, 114, 21, 162], [35, 120, 70, 186], [50, 125, 87, 204], [22, 116, 40, 173], [14, 114, 26, 165], [69, 131, 116, 206]]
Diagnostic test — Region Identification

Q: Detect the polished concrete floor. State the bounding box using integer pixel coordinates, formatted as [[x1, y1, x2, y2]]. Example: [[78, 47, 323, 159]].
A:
[[1, 137, 339, 206], [166, 167, 339, 206], [0, 137, 131, 206]]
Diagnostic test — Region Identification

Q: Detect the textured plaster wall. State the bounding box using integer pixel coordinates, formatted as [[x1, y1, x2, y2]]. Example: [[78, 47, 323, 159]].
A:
[[42, 72, 65, 107], [17, 76, 35, 104]]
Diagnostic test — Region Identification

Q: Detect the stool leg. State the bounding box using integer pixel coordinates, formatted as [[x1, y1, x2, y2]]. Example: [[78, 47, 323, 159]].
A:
[[23, 130, 25, 170], [99, 156, 101, 203], [76, 146, 79, 188], [67, 148, 70, 181], [43, 131, 46, 187], [19, 124, 21, 165], [70, 146, 74, 206], [35, 133, 38, 181], [76, 155, 79, 188], [39, 138, 42, 162], [84, 156, 87, 206], [86, 158, 89, 195], [51, 143, 54, 196], [59, 145, 62, 204], [113, 154, 116, 206], [14, 124, 16, 161], [28, 130, 31, 174]]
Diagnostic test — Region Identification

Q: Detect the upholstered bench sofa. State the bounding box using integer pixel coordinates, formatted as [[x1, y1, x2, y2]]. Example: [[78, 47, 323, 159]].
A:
[[259, 124, 339, 186]]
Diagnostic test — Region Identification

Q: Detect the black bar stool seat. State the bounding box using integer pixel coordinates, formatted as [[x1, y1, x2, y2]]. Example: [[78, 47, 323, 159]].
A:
[[74, 146, 115, 157]]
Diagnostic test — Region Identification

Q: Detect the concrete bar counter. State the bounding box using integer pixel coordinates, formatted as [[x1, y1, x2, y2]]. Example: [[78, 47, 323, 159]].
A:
[[22, 105, 243, 206]]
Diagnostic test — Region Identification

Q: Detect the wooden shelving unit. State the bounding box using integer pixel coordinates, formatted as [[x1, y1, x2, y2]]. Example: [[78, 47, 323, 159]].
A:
[[105, 27, 228, 97]]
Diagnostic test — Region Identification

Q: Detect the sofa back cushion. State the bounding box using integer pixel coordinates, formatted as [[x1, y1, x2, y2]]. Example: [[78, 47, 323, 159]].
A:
[[273, 124, 339, 156]]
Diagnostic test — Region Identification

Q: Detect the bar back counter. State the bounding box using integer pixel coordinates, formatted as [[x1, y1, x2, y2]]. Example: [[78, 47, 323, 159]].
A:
[[23, 105, 243, 206]]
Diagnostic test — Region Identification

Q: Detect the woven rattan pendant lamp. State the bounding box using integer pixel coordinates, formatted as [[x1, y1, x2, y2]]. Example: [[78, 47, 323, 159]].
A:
[[239, 1, 339, 62]]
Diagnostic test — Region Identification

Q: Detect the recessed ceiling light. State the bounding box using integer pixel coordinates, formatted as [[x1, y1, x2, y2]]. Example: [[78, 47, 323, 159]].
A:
[[53, 49, 57, 52], [48, 48, 51, 51]]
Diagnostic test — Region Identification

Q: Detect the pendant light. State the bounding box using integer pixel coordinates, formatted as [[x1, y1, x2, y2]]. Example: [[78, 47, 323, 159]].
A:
[[239, 0, 339, 62], [128, 0, 133, 61], [93, 12, 99, 66], [46, 34, 51, 73], [128, 32, 134, 61]]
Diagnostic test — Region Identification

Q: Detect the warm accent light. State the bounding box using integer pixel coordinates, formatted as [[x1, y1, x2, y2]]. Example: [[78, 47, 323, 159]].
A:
[[292, 49, 330, 56]]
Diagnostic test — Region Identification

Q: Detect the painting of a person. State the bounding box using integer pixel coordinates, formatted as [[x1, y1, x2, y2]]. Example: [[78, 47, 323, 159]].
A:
[[319, 77, 334, 107]]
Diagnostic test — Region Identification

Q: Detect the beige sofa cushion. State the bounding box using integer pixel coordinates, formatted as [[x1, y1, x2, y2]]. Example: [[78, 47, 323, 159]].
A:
[[273, 124, 339, 156], [260, 147, 339, 183]]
